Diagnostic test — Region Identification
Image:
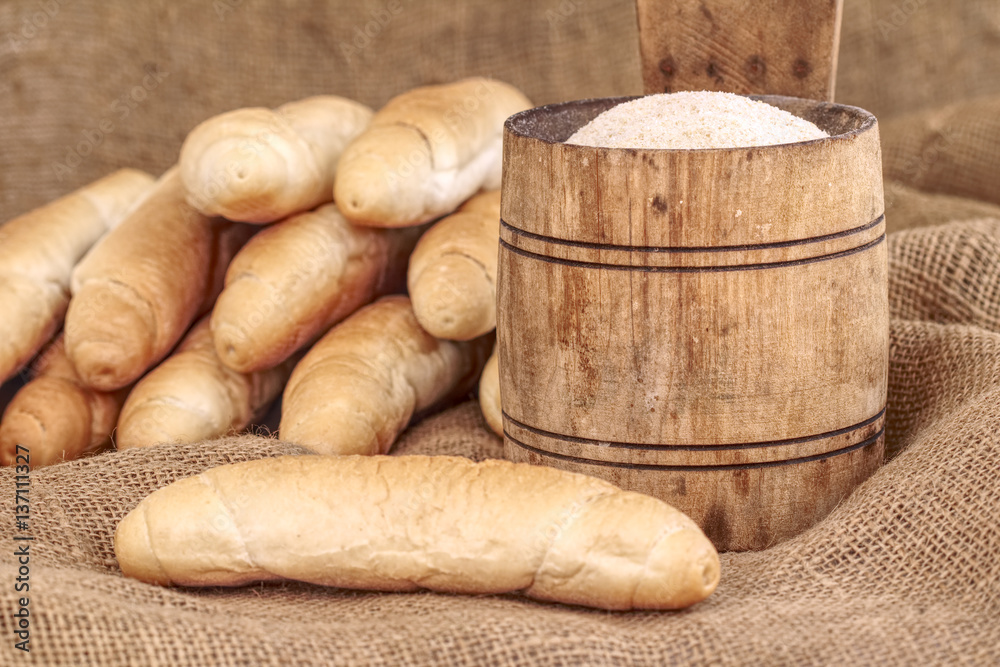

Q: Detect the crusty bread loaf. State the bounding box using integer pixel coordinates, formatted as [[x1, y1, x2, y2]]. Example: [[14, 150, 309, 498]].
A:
[[478, 344, 502, 437], [0, 169, 154, 384], [65, 169, 253, 391], [211, 203, 421, 374], [116, 317, 293, 449], [408, 190, 500, 340], [334, 78, 531, 227], [115, 454, 720, 610], [280, 295, 492, 455], [0, 336, 128, 468], [180, 96, 373, 223]]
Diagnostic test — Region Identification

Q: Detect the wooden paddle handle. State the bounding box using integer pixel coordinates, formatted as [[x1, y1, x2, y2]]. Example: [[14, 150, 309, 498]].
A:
[[635, 0, 843, 101]]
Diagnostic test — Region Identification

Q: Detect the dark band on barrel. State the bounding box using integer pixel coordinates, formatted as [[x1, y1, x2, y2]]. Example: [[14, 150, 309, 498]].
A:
[[504, 425, 885, 472], [503, 408, 886, 452], [499, 231, 885, 273], [500, 213, 884, 254]]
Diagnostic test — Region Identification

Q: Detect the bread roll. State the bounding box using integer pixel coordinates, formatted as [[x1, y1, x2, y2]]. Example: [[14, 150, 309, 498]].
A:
[[65, 169, 253, 391], [280, 295, 492, 455], [115, 454, 720, 610], [181, 96, 373, 223], [334, 78, 531, 227], [0, 336, 128, 468], [211, 203, 421, 374], [408, 190, 500, 340], [478, 345, 502, 437], [0, 169, 154, 384], [116, 317, 293, 449]]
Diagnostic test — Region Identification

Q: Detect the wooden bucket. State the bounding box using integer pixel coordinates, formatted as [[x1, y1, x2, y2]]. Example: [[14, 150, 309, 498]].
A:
[[498, 95, 887, 552]]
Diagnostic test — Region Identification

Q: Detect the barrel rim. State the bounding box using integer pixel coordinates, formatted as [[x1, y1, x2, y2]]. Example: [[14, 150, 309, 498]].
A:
[[504, 94, 878, 151]]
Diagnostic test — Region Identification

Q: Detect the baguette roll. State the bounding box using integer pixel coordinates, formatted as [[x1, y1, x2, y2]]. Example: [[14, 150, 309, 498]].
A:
[[478, 344, 502, 437], [65, 169, 253, 392], [115, 454, 720, 610], [0, 336, 128, 468], [181, 96, 373, 223], [280, 295, 492, 455], [0, 169, 154, 383], [116, 317, 293, 449], [334, 78, 531, 227], [211, 203, 421, 374], [408, 190, 500, 340]]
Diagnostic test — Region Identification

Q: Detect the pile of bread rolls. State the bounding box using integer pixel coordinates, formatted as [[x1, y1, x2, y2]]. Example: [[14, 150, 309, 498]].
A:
[[0, 77, 519, 467], [0, 77, 721, 611]]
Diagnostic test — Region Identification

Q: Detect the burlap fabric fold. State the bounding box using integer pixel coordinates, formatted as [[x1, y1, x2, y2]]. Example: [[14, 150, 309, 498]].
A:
[[0, 217, 998, 665]]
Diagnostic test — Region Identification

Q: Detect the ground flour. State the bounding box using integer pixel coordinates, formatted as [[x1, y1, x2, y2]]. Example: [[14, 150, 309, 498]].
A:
[[566, 91, 828, 149]]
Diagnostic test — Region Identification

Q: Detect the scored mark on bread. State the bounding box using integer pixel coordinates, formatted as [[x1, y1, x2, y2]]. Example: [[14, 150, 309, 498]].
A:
[[399, 122, 436, 170]]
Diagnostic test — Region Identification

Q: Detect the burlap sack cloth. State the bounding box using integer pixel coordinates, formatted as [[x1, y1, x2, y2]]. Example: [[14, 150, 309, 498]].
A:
[[1, 0, 999, 664]]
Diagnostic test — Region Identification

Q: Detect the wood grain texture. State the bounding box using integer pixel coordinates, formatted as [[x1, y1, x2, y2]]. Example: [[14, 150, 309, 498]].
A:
[[498, 96, 886, 551], [635, 0, 844, 101]]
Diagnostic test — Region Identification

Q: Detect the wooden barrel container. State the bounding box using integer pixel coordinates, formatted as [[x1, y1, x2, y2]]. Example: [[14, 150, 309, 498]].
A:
[[498, 95, 887, 552]]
